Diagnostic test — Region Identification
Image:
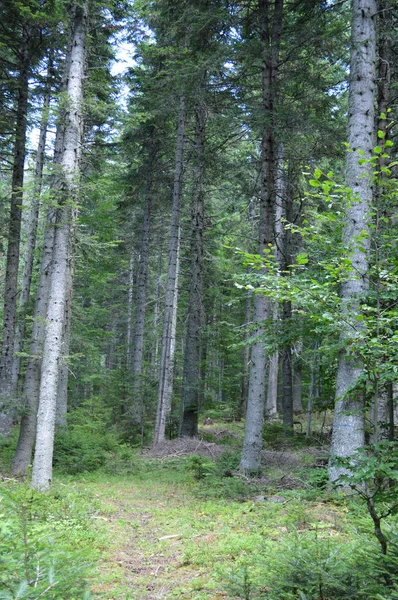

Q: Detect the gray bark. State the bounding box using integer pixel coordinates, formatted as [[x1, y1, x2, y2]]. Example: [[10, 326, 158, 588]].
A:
[[31, 1, 87, 491], [150, 246, 163, 381], [266, 152, 285, 420], [126, 250, 135, 369], [55, 263, 73, 429], [154, 97, 185, 444], [266, 350, 278, 418], [240, 291, 252, 420], [131, 163, 153, 424], [329, 0, 377, 482], [180, 97, 206, 438], [281, 302, 293, 431], [240, 0, 283, 473], [11, 53, 53, 394], [293, 344, 304, 413], [11, 210, 56, 477], [0, 31, 30, 434], [306, 342, 319, 438]]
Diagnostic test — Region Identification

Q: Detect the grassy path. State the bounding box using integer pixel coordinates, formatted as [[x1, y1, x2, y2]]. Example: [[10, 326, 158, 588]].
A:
[[83, 462, 343, 600]]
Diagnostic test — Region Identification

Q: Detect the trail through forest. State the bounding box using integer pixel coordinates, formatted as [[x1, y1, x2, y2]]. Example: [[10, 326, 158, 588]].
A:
[[88, 432, 341, 600]]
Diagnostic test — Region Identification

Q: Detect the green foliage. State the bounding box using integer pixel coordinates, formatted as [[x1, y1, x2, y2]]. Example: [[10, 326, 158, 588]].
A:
[[53, 399, 137, 474], [185, 454, 215, 481], [257, 532, 398, 599], [0, 485, 96, 599], [336, 442, 398, 557], [302, 467, 329, 490]]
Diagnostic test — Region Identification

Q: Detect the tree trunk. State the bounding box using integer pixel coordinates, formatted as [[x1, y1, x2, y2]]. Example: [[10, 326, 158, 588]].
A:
[[240, 0, 283, 473], [11, 53, 53, 394], [10, 210, 56, 477], [240, 291, 252, 420], [282, 302, 293, 432], [55, 263, 73, 429], [154, 97, 185, 444], [31, 0, 87, 491], [293, 343, 304, 413], [329, 0, 377, 482], [180, 97, 206, 438], [131, 164, 153, 425], [266, 150, 285, 420], [0, 30, 30, 434], [150, 245, 163, 381], [126, 250, 135, 369]]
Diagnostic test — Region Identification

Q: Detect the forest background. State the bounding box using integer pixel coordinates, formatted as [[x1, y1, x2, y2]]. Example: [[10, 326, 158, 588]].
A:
[[0, 0, 398, 597]]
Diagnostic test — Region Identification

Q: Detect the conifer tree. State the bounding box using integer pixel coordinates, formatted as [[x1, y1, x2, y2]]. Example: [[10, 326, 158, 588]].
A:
[[329, 0, 377, 482], [32, 0, 88, 491]]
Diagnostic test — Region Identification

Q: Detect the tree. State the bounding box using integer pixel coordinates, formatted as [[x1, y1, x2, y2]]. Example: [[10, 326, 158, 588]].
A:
[[0, 0, 59, 434], [240, 0, 284, 473], [31, 0, 88, 491], [154, 95, 185, 444], [329, 0, 377, 482]]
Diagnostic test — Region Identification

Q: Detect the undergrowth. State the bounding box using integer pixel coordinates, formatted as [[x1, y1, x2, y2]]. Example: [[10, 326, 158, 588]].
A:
[[0, 482, 105, 599], [1, 417, 397, 599]]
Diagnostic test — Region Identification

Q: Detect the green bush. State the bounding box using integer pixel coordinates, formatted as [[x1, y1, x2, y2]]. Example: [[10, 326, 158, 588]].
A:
[[233, 530, 398, 599], [52, 399, 137, 474], [185, 454, 215, 480], [0, 485, 95, 599]]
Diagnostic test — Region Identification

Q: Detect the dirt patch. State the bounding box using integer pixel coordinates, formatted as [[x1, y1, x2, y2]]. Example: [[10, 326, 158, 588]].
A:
[[142, 437, 224, 460]]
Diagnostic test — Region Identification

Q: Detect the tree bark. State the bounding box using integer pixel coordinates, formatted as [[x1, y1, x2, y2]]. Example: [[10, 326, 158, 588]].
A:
[[281, 301, 293, 432], [240, 0, 283, 473], [126, 249, 135, 369], [293, 344, 304, 413], [150, 244, 163, 381], [266, 150, 285, 420], [180, 97, 206, 438], [10, 210, 56, 477], [55, 262, 73, 429], [131, 159, 154, 424], [11, 53, 53, 393], [31, 0, 87, 491], [240, 291, 252, 420], [0, 30, 30, 434], [154, 96, 185, 444], [329, 0, 377, 482]]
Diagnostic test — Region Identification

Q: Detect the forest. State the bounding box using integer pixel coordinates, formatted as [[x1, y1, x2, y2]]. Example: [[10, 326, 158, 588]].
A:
[[0, 0, 398, 598]]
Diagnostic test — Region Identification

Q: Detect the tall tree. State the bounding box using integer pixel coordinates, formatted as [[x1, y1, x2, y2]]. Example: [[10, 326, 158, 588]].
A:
[[11, 51, 54, 393], [329, 0, 377, 482], [31, 0, 88, 491], [154, 96, 185, 444], [180, 94, 206, 437], [240, 0, 283, 473], [0, 22, 30, 434], [0, 0, 57, 434]]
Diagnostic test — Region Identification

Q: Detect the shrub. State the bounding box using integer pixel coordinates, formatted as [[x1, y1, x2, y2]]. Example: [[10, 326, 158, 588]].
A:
[[0, 485, 94, 599]]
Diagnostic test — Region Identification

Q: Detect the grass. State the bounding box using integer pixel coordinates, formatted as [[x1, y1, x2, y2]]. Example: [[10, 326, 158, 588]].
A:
[[70, 453, 348, 599], [1, 416, 397, 599]]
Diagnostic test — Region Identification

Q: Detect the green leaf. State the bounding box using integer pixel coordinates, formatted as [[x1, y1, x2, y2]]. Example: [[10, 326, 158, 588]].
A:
[[377, 130, 385, 139], [357, 149, 365, 156], [373, 145, 383, 154], [309, 180, 321, 187], [385, 140, 393, 148], [314, 168, 322, 179], [296, 253, 309, 265]]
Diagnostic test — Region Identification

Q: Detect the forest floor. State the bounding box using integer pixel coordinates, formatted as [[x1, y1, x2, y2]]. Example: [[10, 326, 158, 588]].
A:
[[85, 419, 350, 599], [1, 417, 387, 600]]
